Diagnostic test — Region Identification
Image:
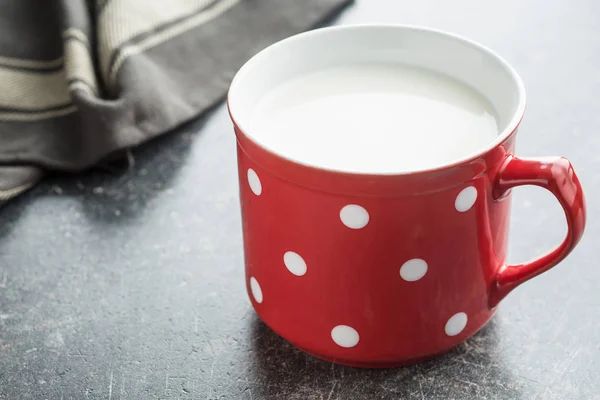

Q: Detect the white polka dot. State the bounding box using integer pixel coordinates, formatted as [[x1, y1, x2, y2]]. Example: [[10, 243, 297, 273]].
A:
[[249, 277, 263, 303], [400, 258, 428, 281], [455, 186, 477, 212], [247, 168, 262, 196], [445, 312, 468, 336], [331, 325, 359, 348], [283, 251, 307, 276], [340, 205, 369, 229]]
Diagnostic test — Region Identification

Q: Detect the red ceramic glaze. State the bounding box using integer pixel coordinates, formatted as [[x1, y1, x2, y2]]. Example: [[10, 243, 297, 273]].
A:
[[233, 125, 585, 367], [227, 25, 587, 367]]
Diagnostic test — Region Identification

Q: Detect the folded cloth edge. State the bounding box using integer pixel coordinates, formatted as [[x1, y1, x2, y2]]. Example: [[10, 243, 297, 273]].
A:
[[0, 0, 352, 204]]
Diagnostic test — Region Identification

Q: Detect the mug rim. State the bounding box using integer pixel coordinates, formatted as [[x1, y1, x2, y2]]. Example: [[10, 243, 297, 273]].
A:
[[227, 23, 527, 177]]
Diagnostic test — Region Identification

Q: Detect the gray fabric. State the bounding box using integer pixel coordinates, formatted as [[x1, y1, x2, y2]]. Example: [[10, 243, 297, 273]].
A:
[[0, 0, 351, 203]]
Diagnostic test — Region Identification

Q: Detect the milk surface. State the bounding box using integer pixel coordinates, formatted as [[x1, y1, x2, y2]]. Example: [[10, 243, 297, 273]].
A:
[[251, 63, 499, 173]]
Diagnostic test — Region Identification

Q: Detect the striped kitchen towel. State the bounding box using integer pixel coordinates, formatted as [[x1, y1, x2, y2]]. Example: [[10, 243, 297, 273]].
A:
[[0, 0, 351, 204]]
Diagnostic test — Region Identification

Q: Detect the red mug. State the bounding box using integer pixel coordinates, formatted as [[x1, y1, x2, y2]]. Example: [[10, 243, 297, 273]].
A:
[[227, 25, 586, 367]]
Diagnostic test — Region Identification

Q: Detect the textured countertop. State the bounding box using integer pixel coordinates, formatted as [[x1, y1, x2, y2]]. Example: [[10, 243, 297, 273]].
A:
[[1, 1, 599, 399]]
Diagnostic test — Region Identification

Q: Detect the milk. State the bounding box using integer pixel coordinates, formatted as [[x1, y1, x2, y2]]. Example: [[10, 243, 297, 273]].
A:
[[251, 63, 499, 173]]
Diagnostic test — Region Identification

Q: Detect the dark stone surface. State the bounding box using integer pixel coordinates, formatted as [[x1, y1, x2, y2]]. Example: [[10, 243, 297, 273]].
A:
[[1, 1, 599, 399]]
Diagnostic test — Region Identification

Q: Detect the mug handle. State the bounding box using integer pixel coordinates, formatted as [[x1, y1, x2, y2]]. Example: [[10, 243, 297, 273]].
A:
[[488, 155, 587, 308]]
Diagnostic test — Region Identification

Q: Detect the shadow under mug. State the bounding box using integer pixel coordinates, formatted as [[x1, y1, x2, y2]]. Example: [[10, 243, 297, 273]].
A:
[[227, 25, 586, 367]]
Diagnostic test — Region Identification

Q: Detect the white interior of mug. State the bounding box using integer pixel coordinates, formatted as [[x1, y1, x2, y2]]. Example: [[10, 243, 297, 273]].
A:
[[228, 24, 526, 174]]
